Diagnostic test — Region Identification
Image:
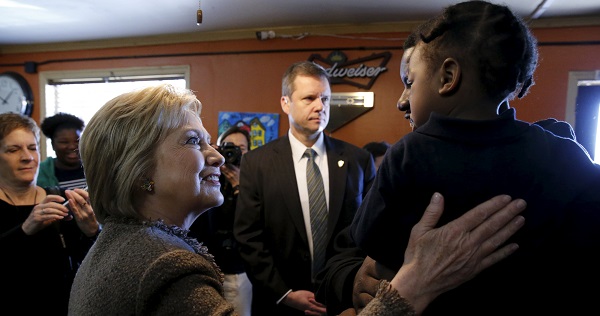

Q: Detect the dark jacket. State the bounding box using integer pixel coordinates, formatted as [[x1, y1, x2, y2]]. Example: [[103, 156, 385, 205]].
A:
[[351, 109, 600, 315], [0, 187, 97, 315], [234, 134, 375, 315]]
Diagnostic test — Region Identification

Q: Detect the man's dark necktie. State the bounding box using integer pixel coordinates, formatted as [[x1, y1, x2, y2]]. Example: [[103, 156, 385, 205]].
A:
[[304, 148, 328, 281]]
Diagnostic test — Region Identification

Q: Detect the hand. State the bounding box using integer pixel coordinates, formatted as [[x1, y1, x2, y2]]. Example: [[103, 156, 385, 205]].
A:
[[282, 290, 327, 315], [65, 188, 100, 237], [388, 193, 526, 314], [353, 256, 395, 312], [220, 163, 240, 187], [22, 194, 70, 235]]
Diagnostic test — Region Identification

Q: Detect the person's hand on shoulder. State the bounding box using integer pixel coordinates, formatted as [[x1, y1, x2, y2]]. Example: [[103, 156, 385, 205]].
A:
[[392, 193, 525, 314], [352, 193, 526, 315]]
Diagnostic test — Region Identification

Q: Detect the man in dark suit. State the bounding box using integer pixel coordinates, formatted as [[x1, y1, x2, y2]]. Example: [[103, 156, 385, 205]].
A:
[[234, 61, 376, 315]]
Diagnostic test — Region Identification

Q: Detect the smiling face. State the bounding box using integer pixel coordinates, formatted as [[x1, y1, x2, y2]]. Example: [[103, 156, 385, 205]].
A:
[[0, 128, 39, 188], [51, 127, 82, 168], [148, 112, 225, 226], [282, 74, 331, 145]]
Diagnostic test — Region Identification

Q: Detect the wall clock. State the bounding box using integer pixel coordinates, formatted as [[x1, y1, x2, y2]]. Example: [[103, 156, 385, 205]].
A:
[[0, 71, 34, 117]]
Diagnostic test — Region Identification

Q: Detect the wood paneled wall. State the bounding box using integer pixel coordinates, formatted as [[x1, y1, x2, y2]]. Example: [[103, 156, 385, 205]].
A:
[[1, 26, 599, 148]]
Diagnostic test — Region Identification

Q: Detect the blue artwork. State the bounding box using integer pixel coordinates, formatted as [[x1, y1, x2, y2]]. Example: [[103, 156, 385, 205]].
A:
[[218, 111, 280, 150]]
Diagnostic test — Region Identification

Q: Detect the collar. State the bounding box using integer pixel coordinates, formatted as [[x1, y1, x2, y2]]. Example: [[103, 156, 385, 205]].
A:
[[288, 130, 326, 163], [415, 108, 531, 145]]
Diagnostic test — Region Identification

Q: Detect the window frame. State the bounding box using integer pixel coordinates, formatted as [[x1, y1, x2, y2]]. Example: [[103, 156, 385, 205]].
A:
[[565, 70, 600, 162], [565, 70, 599, 126], [38, 65, 190, 159]]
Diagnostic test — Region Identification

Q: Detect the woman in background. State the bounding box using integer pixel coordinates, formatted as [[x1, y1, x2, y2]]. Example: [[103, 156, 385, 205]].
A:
[[0, 113, 100, 315], [38, 112, 87, 189]]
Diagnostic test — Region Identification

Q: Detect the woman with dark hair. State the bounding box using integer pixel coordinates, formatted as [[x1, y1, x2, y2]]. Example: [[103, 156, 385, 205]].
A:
[[38, 112, 86, 189]]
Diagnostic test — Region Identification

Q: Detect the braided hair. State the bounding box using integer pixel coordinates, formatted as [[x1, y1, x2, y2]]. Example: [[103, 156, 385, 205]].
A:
[[416, 0, 538, 100]]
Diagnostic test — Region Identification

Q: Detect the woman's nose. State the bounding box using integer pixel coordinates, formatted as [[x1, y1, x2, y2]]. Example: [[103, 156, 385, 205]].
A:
[[22, 150, 35, 161], [208, 146, 225, 167]]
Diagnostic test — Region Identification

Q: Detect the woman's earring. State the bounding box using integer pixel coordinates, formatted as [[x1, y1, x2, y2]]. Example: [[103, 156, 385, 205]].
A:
[[141, 178, 155, 192]]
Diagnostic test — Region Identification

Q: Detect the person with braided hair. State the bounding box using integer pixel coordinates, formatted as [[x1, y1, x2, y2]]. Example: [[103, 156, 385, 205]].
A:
[[350, 1, 600, 314]]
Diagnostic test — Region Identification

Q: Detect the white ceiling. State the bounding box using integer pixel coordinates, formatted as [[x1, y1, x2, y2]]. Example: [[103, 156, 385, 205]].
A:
[[1, 0, 599, 45]]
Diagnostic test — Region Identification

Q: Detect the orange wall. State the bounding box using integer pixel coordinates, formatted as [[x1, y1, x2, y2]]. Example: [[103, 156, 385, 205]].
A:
[[1, 26, 599, 148]]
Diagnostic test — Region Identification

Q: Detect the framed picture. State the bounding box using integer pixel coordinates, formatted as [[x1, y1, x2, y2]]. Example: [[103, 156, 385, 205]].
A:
[[218, 111, 279, 150]]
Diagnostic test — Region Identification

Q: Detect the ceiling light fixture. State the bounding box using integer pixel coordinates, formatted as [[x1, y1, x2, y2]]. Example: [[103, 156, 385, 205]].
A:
[[256, 30, 276, 40], [196, 0, 202, 25]]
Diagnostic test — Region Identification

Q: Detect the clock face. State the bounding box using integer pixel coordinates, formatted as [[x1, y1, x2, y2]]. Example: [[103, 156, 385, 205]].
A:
[[0, 72, 33, 117]]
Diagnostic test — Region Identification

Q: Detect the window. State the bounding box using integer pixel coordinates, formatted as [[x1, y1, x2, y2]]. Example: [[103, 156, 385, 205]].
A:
[[574, 83, 600, 163], [39, 66, 189, 159], [565, 71, 600, 164]]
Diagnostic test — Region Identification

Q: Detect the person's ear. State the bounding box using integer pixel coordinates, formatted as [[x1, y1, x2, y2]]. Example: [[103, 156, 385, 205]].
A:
[[281, 96, 290, 114], [439, 58, 460, 95]]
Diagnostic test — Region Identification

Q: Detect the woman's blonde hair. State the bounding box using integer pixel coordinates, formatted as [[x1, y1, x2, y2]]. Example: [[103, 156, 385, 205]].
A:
[[79, 84, 202, 223]]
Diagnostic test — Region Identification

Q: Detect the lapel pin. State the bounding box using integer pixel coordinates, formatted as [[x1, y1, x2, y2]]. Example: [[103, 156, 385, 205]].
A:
[[338, 160, 345, 167]]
